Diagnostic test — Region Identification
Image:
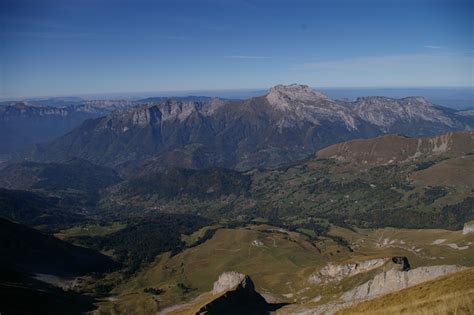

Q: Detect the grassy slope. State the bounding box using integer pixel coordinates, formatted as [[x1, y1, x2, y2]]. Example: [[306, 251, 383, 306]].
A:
[[336, 268, 474, 315], [95, 224, 474, 314], [95, 226, 351, 314], [328, 226, 474, 268]]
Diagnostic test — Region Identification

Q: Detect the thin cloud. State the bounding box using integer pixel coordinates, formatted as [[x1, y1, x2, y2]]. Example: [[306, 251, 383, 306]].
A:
[[145, 34, 187, 40], [225, 55, 271, 59], [289, 53, 473, 87], [425, 45, 445, 49], [1, 17, 66, 30], [1, 31, 94, 39], [290, 53, 472, 71], [1, 30, 186, 40]]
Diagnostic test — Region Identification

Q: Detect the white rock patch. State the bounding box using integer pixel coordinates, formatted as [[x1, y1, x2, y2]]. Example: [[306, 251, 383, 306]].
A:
[[432, 239, 446, 245]]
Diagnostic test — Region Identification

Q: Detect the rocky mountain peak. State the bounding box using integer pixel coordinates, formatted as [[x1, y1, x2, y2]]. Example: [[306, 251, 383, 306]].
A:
[[266, 84, 329, 110], [405, 96, 429, 103]]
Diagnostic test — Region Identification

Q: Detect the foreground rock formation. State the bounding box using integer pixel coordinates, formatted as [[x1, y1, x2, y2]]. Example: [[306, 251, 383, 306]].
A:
[[341, 265, 463, 302], [198, 272, 286, 314], [161, 272, 287, 315], [294, 265, 464, 315], [337, 267, 474, 315]]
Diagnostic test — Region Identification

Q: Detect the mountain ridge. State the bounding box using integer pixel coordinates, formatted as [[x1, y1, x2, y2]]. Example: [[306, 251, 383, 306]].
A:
[[23, 84, 473, 171]]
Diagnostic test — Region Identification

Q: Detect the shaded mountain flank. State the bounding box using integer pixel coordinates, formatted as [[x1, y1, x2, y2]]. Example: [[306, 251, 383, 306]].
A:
[[0, 218, 117, 277], [0, 188, 88, 230], [0, 218, 118, 315]]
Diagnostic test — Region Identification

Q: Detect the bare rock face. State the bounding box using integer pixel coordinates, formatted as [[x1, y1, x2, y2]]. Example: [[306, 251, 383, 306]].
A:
[[457, 109, 474, 117], [341, 265, 464, 302], [266, 84, 329, 109], [463, 221, 474, 234], [265, 84, 358, 130], [295, 265, 465, 315], [308, 258, 389, 285], [353, 96, 454, 130], [212, 271, 247, 295]]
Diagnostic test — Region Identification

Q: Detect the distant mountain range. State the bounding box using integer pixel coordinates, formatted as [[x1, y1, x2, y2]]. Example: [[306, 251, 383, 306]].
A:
[[23, 84, 474, 172]]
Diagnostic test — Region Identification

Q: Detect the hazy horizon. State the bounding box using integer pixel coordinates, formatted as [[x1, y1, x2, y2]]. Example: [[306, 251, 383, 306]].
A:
[[2, 86, 473, 110]]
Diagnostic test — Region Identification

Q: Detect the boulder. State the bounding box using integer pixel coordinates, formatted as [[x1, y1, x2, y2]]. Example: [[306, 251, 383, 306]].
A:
[[391, 256, 411, 271]]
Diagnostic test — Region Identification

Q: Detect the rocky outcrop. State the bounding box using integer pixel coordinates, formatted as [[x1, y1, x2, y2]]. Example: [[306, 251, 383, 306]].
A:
[[212, 271, 247, 294], [294, 265, 465, 315], [463, 221, 474, 234], [308, 258, 389, 285], [341, 265, 463, 302], [198, 272, 286, 315], [266, 84, 329, 109]]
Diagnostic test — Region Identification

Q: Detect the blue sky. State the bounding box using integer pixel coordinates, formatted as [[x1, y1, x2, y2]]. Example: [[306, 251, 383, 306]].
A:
[[1, 0, 473, 98]]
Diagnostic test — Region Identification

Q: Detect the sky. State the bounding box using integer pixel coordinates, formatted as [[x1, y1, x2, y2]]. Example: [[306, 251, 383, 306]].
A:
[[0, 0, 473, 98]]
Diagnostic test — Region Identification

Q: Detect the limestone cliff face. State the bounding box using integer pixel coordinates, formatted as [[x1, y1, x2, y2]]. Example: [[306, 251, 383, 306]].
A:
[[293, 265, 465, 315], [265, 84, 358, 130], [353, 96, 455, 130], [341, 265, 464, 302], [308, 258, 389, 285], [463, 221, 474, 234]]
